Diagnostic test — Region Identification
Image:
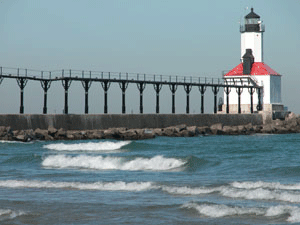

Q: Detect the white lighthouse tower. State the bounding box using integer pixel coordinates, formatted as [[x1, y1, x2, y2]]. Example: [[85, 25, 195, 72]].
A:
[[241, 8, 264, 62], [222, 8, 283, 118]]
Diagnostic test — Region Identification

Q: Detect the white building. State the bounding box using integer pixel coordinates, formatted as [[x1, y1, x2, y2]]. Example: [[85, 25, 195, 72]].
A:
[[222, 8, 283, 115]]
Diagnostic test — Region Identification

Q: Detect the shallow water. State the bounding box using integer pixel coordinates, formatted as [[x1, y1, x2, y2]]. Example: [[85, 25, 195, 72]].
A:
[[1, 134, 300, 224]]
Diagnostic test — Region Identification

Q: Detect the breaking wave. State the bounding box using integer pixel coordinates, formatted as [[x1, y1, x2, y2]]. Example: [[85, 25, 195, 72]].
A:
[[163, 181, 300, 203], [2, 178, 300, 221], [182, 202, 263, 218], [42, 155, 186, 171], [0, 140, 30, 144], [231, 181, 300, 190], [182, 203, 300, 223], [0, 180, 156, 192], [43, 141, 131, 151], [162, 185, 218, 195], [0, 209, 27, 220]]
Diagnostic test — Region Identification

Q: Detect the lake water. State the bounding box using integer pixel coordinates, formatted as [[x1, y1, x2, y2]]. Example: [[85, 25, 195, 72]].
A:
[[1, 134, 300, 224]]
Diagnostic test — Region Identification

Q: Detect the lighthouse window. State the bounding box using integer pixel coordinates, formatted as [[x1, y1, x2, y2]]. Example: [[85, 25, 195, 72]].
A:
[[246, 18, 259, 24]]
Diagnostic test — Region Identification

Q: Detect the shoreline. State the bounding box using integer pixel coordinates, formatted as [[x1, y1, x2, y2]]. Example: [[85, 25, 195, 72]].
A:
[[1, 113, 299, 142]]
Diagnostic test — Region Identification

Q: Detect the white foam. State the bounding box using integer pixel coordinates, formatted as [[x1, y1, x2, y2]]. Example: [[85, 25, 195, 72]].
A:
[[160, 182, 300, 203], [0, 209, 11, 216], [0, 209, 27, 219], [0, 180, 157, 192], [43, 141, 131, 151], [221, 187, 300, 203], [182, 203, 263, 218], [232, 181, 300, 190], [182, 203, 300, 222], [162, 186, 219, 195], [0, 140, 23, 144], [42, 155, 185, 171]]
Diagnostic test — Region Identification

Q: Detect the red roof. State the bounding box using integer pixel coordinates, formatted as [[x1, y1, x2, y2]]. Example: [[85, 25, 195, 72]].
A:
[[224, 62, 280, 76]]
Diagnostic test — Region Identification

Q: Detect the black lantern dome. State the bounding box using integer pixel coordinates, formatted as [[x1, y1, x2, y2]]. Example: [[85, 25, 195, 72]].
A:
[[240, 8, 264, 33], [245, 8, 260, 19]]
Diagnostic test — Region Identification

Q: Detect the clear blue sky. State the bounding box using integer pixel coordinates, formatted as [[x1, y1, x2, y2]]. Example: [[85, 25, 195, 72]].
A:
[[0, 0, 299, 114]]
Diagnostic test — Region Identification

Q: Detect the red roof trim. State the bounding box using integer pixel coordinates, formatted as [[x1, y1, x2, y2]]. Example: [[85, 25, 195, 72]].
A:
[[224, 62, 281, 76]]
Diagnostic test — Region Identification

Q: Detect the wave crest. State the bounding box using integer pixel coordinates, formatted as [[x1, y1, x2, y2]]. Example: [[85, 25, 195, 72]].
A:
[[161, 181, 300, 203], [182, 202, 300, 222], [0, 209, 27, 219], [43, 141, 131, 151], [42, 155, 186, 171], [182, 203, 263, 218], [0, 180, 156, 192], [232, 181, 300, 190]]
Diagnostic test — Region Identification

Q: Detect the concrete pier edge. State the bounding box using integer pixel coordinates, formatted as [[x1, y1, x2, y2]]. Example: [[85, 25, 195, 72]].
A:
[[0, 114, 263, 131]]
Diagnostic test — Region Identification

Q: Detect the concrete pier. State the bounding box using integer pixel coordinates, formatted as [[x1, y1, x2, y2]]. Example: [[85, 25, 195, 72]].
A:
[[0, 114, 263, 130]]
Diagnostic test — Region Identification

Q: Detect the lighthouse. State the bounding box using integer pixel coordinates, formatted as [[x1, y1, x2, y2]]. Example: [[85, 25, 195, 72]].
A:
[[241, 8, 264, 62], [222, 8, 283, 117]]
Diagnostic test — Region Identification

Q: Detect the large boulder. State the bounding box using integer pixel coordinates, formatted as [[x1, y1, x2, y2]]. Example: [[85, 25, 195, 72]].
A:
[[0, 126, 6, 137], [186, 126, 199, 137], [162, 127, 177, 137], [176, 124, 187, 132], [34, 128, 49, 140], [55, 128, 67, 139], [261, 124, 274, 134], [15, 135, 27, 142], [210, 123, 224, 135], [103, 128, 127, 139], [223, 126, 237, 135], [152, 128, 163, 136], [197, 126, 211, 135], [120, 129, 138, 140], [87, 130, 104, 139], [286, 112, 298, 121], [48, 126, 58, 136]]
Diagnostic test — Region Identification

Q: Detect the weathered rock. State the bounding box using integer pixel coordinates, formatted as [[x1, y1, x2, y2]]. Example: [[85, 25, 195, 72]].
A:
[[88, 130, 104, 139], [186, 126, 199, 137], [66, 134, 75, 139], [135, 129, 144, 136], [179, 130, 190, 137], [197, 126, 211, 135], [5, 127, 14, 137], [296, 117, 300, 125], [237, 125, 248, 134], [223, 126, 236, 135], [48, 126, 58, 136], [143, 129, 153, 134], [274, 126, 289, 134], [15, 135, 27, 142], [272, 119, 285, 127], [176, 124, 187, 132], [245, 123, 254, 131], [210, 123, 224, 135], [286, 112, 298, 121], [103, 128, 122, 139], [13, 130, 21, 136], [141, 132, 155, 139], [34, 128, 48, 140], [261, 124, 274, 133], [55, 128, 67, 139], [152, 128, 163, 136], [0, 126, 6, 137], [163, 127, 177, 137], [121, 129, 138, 140], [286, 119, 298, 129], [67, 131, 83, 140]]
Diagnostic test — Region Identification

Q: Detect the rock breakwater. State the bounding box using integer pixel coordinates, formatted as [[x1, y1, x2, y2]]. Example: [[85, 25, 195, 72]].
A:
[[0, 113, 299, 142]]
